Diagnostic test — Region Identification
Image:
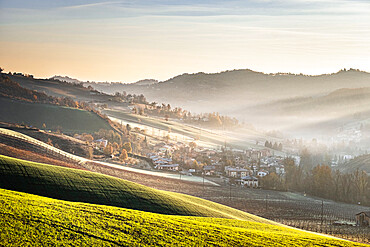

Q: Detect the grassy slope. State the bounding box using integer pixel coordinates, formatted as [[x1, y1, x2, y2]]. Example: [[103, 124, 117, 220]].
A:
[[0, 96, 112, 134], [0, 189, 364, 247], [104, 109, 269, 150], [0, 155, 271, 222]]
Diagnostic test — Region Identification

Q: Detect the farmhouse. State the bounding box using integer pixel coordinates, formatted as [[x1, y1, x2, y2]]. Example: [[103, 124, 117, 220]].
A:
[[156, 164, 179, 171], [225, 166, 250, 178], [239, 176, 259, 188], [356, 211, 370, 227], [203, 165, 216, 176]]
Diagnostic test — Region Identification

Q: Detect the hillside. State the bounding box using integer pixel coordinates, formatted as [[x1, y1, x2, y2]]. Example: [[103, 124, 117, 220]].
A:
[[1, 189, 362, 247], [0, 96, 112, 134], [0, 155, 271, 221], [7, 73, 111, 103], [338, 155, 370, 174], [85, 69, 370, 138], [252, 87, 370, 117], [86, 69, 370, 112]]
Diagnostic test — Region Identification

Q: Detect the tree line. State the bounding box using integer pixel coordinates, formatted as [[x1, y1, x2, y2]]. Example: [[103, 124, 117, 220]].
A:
[[261, 158, 370, 206], [264, 141, 283, 151]]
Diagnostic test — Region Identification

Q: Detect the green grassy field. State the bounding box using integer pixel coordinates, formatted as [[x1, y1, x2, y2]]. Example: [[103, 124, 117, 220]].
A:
[[0, 155, 272, 221], [0, 188, 364, 246], [0, 96, 112, 134]]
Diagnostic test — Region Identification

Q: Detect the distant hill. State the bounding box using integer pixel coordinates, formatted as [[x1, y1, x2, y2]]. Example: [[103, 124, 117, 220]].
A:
[[84, 68, 370, 138], [134, 79, 158, 86], [9, 69, 370, 140], [7, 73, 112, 103], [85, 69, 370, 111], [50, 75, 83, 84]]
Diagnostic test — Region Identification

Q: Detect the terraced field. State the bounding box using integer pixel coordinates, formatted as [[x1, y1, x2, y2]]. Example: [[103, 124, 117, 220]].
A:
[[0, 155, 271, 221], [0, 188, 364, 247]]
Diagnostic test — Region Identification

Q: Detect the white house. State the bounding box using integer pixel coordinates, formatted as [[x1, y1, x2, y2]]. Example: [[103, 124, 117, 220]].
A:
[[225, 167, 250, 178], [240, 176, 259, 188], [156, 164, 179, 171]]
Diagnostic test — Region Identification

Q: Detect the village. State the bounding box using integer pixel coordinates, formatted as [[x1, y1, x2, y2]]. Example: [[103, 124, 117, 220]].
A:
[[88, 130, 288, 189]]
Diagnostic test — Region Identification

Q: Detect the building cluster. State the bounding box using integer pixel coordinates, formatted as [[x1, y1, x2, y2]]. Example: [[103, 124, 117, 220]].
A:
[[146, 142, 288, 189], [147, 142, 183, 171]]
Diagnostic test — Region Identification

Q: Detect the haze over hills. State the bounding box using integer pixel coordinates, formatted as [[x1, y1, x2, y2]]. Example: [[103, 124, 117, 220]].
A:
[[9, 68, 370, 141], [82, 68, 370, 139], [85, 68, 370, 108], [12, 68, 370, 141]]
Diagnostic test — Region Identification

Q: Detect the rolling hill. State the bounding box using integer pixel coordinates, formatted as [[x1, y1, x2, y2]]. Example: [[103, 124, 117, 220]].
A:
[[0, 154, 272, 221], [85, 69, 370, 113], [6, 74, 110, 102], [84, 69, 370, 139], [1, 188, 363, 246], [0, 96, 112, 134]]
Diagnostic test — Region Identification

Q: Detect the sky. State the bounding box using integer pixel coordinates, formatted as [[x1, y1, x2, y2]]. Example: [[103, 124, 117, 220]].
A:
[[0, 0, 370, 82]]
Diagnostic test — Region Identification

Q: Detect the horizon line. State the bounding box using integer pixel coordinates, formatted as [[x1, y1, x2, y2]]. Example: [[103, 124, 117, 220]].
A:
[[2, 67, 369, 84]]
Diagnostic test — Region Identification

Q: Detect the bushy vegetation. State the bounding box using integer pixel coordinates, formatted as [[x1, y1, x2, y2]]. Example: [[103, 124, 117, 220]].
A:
[[0, 155, 271, 221], [261, 158, 370, 206], [0, 188, 365, 246]]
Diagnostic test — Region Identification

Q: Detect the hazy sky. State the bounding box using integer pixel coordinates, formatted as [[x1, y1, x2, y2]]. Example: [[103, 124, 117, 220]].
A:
[[1, 0, 370, 82]]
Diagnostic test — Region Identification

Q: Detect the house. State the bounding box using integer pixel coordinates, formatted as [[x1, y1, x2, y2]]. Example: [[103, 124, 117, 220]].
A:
[[225, 167, 250, 178], [356, 211, 370, 227], [203, 165, 216, 176], [275, 166, 285, 175], [93, 139, 108, 148], [239, 176, 259, 188], [188, 169, 196, 174], [156, 164, 179, 171]]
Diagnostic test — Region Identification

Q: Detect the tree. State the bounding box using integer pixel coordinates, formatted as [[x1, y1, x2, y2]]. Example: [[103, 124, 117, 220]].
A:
[[42, 123, 46, 129], [278, 143, 283, 151], [189, 142, 196, 151], [353, 169, 368, 204], [283, 157, 302, 191], [83, 134, 94, 143], [123, 142, 132, 153], [112, 142, 120, 152], [308, 165, 334, 198], [261, 172, 282, 190], [119, 149, 128, 161], [46, 138, 53, 146], [300, 148, 313, 172], [103, 144, 113, 156], [272, 142, 278, 150], [126, 124, 131, 134], [87, 147, 94, 159]]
